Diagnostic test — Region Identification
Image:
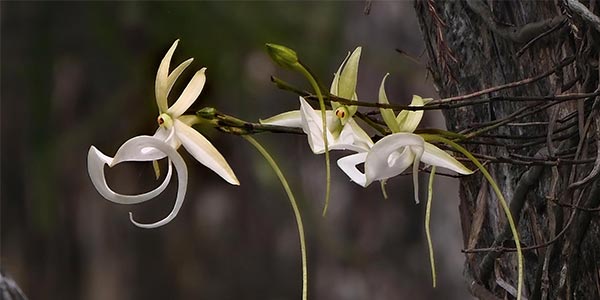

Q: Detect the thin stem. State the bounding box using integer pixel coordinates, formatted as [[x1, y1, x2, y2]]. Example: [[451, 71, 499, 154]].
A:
[[421, 134, 523, 300], [296, 64, 331, 217], [243, 135, 308, 300], [425, 166, 437, 288]]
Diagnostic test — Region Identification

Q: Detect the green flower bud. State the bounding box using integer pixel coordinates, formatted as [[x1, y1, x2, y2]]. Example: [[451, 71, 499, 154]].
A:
[[265, 43, 299, 69], [196, 107, 217, 119]]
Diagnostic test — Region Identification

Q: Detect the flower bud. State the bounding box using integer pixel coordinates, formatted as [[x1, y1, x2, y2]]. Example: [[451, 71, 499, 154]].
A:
[[265, 43, 299, 69]]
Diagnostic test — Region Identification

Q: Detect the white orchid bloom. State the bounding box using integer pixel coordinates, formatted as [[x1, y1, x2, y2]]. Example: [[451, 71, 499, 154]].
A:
[[152, 40, 238, 186], [262, 97, 373, 153], [88, 40, 238, 228], [337, 75, 472, 203], [261, 47, 373, 154]]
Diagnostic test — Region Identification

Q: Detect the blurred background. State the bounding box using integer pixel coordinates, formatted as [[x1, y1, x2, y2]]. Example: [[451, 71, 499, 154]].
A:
[[1, 2, 471, 299]]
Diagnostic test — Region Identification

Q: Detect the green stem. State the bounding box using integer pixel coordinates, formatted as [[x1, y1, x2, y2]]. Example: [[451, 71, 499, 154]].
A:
[[421, 134, 523, 300], [425, 166, 437, 288], [243, 135, 308, 300], [296, 64, 331, 217]]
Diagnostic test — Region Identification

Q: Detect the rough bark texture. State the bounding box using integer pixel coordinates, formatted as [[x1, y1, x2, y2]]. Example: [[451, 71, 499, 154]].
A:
[[416, 1, 599, 299]]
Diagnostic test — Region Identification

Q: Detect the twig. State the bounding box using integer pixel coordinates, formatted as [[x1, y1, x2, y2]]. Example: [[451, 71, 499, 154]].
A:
[[565, 0, 600, 33]]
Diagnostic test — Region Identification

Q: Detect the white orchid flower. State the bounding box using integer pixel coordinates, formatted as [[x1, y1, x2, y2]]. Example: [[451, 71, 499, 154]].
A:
[[152, 40, 238, 185], [88, 40, 238, 228], [337, 75, 472, 203], [261, 47, 373, 154], [262, 97, 373, 153]]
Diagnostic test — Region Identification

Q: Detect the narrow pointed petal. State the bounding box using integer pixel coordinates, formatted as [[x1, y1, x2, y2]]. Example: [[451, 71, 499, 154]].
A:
[[259, 110, 302, 127], [338, 47, 361, 100], [166, 58, 194, 98], [337, 152, 368, 187], [156, 40, 179, 113], [167, 68, 206, 118], [378, 74, 400, 133], [365, 133, 423, 183], [174, 119, 239, 185], [87, 138, 174, 205], [121, 136, 189, 228], [330, 51, 352, 109], [396, 95, 425, 133], [422, 142, 473, 174]]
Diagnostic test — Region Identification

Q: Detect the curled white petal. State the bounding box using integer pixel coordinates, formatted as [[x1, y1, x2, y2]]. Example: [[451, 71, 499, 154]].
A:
[[122, 136, 189, 228], [364, 133, 424, 184], [168, 68, 206, 118], [337, 152, 368, 187], [87, 135, 189, 228], [87, 139, 173, 205], [173, 119, 239, 185]]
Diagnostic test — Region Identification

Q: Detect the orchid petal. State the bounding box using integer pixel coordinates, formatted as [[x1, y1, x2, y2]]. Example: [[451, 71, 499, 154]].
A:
[[330, 51, 351, 110], [166, 58, 194, 99], [156, 40, 179, 113], [299, 97, 334, 154], [337, 152, 368, 187], [167, 68, 206, 118], [114, 136, 189, 229], [177, 115, 200, 127], [338, 47, 361, 100], [422, 142, 473, 174], [364, 133, 424, 184], [396, 95, 425, 133], [378, 73, 400, 133], [346, 119, 374, 149], [259, 110, 302, 128], [174, 119, 239, 185], [153, 126, 181, 151], [335, 119, 373, 152], [87, 138, 174, 205]]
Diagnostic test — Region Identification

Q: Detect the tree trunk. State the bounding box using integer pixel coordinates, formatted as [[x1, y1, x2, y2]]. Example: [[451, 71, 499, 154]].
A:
[[415, 1, 599, 299]]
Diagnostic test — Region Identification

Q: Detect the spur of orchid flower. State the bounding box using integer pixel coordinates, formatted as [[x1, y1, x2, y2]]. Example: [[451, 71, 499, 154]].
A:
[[337, 74, 472, 203], [87, 40, 238, 228], [261, 47, 373, 153]]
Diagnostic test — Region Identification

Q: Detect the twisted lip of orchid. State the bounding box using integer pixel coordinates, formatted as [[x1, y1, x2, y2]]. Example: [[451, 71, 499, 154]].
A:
[[337, 130, 473, 203], [337, 76, 472, 202], [87, 135, 187, 228]]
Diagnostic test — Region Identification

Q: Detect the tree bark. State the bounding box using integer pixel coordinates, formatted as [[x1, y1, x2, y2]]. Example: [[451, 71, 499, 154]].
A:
[[415, 1, 599, 299]]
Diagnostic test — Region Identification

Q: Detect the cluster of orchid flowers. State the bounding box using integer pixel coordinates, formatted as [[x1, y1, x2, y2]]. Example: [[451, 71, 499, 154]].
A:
[[262, 46, 473, 204], [87, 40, 526, 300], [88, 40, 473, 228]]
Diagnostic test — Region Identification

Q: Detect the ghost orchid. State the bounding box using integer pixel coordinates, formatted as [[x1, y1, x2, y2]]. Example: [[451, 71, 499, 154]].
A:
[[261, 47, 373, 154], [152, 40, 238, 186], [88, 40, 238, 228], [337, 74, 472, 203]]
